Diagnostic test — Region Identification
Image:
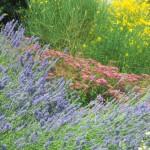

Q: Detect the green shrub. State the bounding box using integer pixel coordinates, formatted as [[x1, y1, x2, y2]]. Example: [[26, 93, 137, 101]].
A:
[[24, 0, 98, 54], [24, 0, 150, 74], [83, 20, 150, 74]]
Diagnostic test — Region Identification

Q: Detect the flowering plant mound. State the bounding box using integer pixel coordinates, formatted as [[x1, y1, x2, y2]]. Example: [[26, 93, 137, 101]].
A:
[[38, 49, 150, 101], [111, 0, 150, 29]]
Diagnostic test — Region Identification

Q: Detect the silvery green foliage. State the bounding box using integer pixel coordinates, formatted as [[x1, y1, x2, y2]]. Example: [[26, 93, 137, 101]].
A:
[[43, 92, 150, 150]]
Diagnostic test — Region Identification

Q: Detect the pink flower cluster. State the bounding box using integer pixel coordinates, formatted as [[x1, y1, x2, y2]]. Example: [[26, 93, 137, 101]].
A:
[[26, 44, 149, 99], [41, 49, 144, 81]]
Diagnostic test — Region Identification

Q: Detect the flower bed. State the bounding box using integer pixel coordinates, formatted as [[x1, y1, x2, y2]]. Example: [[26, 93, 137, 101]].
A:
[[0, 16, 150, 150]]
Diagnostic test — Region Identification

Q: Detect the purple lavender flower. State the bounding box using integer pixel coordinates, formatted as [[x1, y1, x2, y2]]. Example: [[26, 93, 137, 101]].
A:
[[44, 136, 54, 150], [3, 123, 11, 130], [1, 19, 25, 48], [0, 114, 5, 121], [0, 65, 7, 73], [30, 132, 38, 143], [0, 65, 10, 90], [0, 121, 12, 132], [96, 94, 105, 104], [0, 81, 5, 90]]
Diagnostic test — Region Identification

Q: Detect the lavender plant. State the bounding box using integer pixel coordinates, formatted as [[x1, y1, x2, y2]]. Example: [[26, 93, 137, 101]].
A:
[[40, 91, 150, 150], [0, 16, 79, 149]]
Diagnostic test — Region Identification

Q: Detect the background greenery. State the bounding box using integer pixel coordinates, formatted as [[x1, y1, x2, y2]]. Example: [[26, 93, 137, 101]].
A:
[[23, 0, 150, 74]]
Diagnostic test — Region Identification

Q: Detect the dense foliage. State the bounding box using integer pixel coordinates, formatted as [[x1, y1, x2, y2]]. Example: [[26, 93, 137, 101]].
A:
[[24, 0, 97, 54], [24, 0, 150, 74]]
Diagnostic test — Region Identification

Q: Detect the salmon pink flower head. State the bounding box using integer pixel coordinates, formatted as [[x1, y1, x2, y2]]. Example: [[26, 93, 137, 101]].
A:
[[89, 75, 95, 81], [95, 78, 107, 85], [74, 63, 81, 69], [82, 74, 89, 81]]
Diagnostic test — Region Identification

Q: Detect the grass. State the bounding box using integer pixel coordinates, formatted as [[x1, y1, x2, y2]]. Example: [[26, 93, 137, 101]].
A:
[[24, 0, 97, 54], [24, 0, 150, 74]]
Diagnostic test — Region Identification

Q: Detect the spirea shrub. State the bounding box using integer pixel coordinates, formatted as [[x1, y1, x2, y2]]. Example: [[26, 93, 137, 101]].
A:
[[0, 16, 150, 149]]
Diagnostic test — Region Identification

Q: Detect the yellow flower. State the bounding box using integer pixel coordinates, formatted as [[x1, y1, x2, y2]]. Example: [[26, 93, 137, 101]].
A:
[[111, 0, 149, 32], [122, 19, 128, 27], [116, 20, 120, 25], [110, 28, 113, 32], [125, 53, 129, 57], [129, 39, 134, 46], [82, 44, 87, 48], [144, 42, 149, 47], [129, 28, 133, 32], [143, 28, 150, 36], [116, 12, 121, 17], [96, 36, 102, 42], [139, 19, 150, 26], [120, 27, 124, 31], [96, 10, 100, 14]]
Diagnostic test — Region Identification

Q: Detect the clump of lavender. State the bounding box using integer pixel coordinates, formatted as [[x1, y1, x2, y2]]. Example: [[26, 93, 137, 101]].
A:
[[0, 16, 80, 149], [43, 91, 150, 150], [5, 50, 76, 130], [0, 15, 77, 122], [1, 19, 25, 48]]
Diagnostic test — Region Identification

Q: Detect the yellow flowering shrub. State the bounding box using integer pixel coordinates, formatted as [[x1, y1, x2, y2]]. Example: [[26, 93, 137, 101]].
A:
[[111, 0, 150, 28]]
